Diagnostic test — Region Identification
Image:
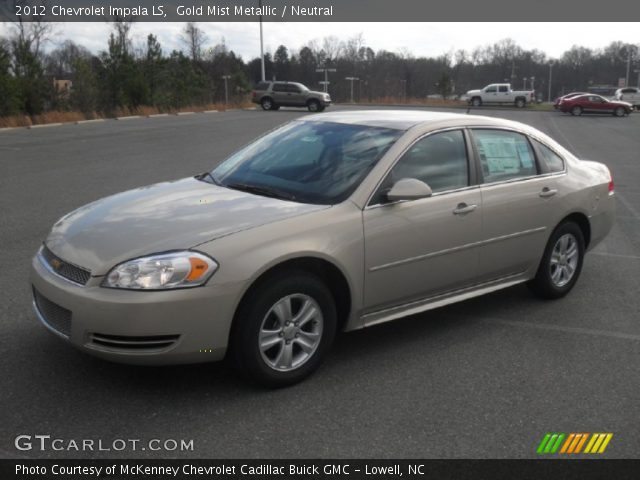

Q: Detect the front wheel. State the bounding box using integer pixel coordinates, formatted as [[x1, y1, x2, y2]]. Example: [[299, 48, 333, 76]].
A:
[[307, 100, 321, 112], [230, 271, 337, 387], [614, 106, 626, 117], [471, 97, 482, 107], [528, 222, 585, 299]]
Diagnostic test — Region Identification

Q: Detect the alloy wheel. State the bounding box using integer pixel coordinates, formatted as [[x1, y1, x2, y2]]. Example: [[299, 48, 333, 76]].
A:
[[549, 233, 579, 287], [258, 294, 323, 371]]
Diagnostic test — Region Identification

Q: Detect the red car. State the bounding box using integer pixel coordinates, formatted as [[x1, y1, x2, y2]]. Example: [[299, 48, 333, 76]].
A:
[[559, 94, 632, 116], [553, 92, 588, 109]]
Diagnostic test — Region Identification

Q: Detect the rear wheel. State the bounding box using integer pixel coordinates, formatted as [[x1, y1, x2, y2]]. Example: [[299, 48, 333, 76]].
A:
[[528, 222, 585, 299], [614, 106, 626, 117], [515, 98, 526, 108], [231, 271, 337, 387], [261, 97, 274, 111], [571, 106, 583, 116]]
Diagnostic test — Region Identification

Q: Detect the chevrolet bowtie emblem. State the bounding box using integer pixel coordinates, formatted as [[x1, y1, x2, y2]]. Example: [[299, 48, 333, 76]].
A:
[[50, 258, 63, 270]]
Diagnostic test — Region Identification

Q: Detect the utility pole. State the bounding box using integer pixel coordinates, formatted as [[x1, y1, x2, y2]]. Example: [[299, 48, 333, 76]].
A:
[[626, 49, 631, 88], [222, 75, 231, 104], [345, 77, 359, 103], [530, 76, 535, 92], [523, 77, 528, 90], [258, 0, 265, 81], [548, 62, 553, 102], [316, 66, 337, 93]]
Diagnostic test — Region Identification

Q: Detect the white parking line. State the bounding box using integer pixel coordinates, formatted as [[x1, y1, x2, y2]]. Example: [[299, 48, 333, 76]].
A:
[[589, 251, 640, 260], [484, 318, 640, 342]]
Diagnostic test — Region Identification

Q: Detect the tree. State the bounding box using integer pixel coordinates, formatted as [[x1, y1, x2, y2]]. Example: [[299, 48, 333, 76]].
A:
[[181, 22, 207, 61], [0, 39, 18, 115]]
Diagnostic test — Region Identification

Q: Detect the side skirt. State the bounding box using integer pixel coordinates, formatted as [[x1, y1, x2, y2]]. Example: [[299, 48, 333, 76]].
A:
[[361, 273, 529, 328]]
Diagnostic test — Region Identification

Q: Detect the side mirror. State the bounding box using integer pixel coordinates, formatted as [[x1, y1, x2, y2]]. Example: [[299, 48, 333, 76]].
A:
[[386, 178, 433, 202]]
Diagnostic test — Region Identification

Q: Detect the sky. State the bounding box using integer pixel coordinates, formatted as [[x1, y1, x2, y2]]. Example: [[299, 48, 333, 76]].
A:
[[1, 22, 639, 60]]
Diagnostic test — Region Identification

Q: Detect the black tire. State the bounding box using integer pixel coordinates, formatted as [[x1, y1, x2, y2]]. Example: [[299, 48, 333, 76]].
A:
[[515, 98, 526, 108], [317, 105, 326, 112], [614, 106, 625, 117], [260, 97, 274, 111], [571, 106, 583, 116], [307, 99, 321, 112], [472, 97, 482, 107], [528, 222, 585, 300], [230, 271, 337, 387]]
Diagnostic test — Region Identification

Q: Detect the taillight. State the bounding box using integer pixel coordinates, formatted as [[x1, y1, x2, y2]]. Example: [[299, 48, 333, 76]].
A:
[[608, 170, 615, 195]]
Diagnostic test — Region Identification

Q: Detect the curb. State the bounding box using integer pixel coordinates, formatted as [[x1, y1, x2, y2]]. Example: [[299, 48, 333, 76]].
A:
[[176, 111, 195, 116], [28, 123, 64, 129], [76, 119, 105, 124], [202, 110, 219, 114], [115, 115, 141, 120], [147, 113, 169, 118], [335, 102, 555, 113]]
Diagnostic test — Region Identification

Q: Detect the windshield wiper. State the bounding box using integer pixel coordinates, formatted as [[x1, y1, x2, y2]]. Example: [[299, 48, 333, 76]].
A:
[[195, 171, 222, 186], [225, 182, 297, 202]]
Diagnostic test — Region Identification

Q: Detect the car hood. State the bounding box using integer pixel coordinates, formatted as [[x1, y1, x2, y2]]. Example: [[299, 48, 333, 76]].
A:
[[45, 177, 326, 275], [466, 89, 481, 95], [309, 90, 329, 97]]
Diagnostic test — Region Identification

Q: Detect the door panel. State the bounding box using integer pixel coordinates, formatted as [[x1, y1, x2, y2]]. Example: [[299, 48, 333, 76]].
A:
[[363, 129, 481, 312], [478, 177, 557, 280], [470, 128, 556, 281], [363, 190, 483, 311]]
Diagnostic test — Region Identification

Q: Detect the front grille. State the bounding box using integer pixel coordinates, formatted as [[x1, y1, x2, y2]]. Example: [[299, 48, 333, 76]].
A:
[[40, 245, 91, 286], [33, 288, 72, 337], [90, 333, 180, 352]]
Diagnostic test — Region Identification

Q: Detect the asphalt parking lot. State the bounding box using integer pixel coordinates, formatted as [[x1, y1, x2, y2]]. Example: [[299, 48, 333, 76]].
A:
[[1, 106, 639, 459]]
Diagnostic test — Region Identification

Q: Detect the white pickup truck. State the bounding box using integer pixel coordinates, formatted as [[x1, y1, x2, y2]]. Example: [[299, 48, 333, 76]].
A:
[[466, 83, 535, 108]]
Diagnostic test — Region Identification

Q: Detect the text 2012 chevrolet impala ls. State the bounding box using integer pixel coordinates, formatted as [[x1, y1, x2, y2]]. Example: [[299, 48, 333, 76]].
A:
[[31, 111, 615, 386]]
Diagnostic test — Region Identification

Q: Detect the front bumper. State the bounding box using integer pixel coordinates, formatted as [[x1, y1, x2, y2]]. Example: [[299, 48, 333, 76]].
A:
[[30, 253, 243, 365]]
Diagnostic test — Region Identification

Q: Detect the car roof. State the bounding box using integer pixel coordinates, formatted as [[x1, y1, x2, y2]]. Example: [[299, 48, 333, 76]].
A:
[[300, 109, 518, 131]]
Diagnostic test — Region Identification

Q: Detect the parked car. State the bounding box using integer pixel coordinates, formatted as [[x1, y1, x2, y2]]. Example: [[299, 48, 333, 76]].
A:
[[466, 83, 535, 107], [252, 81, 331, 112], [553, 92, 589, 109], [558, 94, 632, 116], [31, 111, 615, 386], [614, 87, 640, 108]]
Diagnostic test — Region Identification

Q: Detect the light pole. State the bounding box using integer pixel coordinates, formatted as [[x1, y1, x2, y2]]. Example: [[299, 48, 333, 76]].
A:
[[635, 69, 640, 88], [548, 62, 554, 102], [258, 0, 265, 81], [222, 75, 231, 104], [530, 76, 535, 92], [345, 77, 359, 103], [523, 77, 528, 90]]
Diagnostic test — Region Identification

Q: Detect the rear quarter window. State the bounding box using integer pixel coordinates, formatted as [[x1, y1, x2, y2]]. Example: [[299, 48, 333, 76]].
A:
[[533, 140, 565, 173], [255, 82, 270, 91]]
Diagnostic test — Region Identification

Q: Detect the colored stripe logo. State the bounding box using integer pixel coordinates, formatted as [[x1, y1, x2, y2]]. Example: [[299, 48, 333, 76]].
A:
[[537, 433, 613, 454]]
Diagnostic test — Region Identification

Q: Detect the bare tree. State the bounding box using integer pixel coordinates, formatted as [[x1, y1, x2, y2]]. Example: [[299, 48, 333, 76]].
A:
[[181, 22, 207, 61]]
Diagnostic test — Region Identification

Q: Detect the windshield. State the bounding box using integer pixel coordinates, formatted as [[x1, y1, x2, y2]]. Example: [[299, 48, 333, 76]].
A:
[[210, 121, 402, 205]]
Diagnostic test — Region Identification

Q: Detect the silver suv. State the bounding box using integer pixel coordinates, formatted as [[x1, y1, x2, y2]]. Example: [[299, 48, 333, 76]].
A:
[[252, 81, 331, 112]]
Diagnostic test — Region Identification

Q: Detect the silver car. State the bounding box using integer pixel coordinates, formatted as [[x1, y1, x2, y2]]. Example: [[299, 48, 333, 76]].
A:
[[31, 111, 615, 386]]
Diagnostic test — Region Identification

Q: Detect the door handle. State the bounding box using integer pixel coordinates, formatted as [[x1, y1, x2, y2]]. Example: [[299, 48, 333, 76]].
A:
[[539, 187, 558, 198], [453, 203, 478, 215]]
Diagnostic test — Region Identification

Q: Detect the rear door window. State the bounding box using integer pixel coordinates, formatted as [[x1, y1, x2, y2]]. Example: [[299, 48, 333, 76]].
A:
[[272, 83, 287, 92], [472, 129, 538, 183]]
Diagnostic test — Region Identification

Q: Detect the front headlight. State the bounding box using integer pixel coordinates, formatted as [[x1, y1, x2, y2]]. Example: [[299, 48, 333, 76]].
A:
[[102, 251, 218, 290]]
